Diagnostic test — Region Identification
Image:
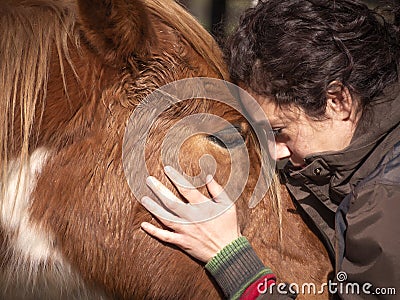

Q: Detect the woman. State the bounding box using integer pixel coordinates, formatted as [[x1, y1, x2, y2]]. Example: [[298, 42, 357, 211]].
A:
[[140, 0, 400, 299]]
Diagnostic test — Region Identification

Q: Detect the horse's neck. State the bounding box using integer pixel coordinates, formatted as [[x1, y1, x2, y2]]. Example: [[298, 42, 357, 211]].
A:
[[242, 184, 332, 295]]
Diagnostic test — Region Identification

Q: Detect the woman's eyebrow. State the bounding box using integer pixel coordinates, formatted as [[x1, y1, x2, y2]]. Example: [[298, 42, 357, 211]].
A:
[[252, 119, 269, 126]]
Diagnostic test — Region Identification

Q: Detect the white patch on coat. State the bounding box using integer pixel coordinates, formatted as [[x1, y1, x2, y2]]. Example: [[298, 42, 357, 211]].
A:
[[0, 148, 62, 264], [0, 149, 109, 299]]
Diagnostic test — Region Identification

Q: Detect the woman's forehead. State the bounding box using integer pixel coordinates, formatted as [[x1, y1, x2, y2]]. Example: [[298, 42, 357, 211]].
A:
[[243, 93, 283, 123]]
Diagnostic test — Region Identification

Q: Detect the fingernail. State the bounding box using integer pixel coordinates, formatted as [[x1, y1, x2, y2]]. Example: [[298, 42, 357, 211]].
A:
[[141, 196, 151, 206], [164, 166, 172, 173], [146, 176, 155, 186], [206, 174, 213, 183], [141, 222, 150, 231], [141, 222, 148, 228]]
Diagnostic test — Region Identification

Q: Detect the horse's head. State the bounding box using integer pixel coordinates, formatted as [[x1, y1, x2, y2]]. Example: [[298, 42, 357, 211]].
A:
[[0, 0, 331, 299]]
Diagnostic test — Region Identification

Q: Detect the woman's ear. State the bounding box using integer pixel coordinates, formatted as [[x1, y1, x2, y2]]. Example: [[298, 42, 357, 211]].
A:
[[77, 0, 157, 67], [325, 81, 354, 121]]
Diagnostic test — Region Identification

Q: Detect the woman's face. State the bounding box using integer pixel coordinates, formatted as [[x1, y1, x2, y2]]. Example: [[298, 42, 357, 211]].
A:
[[247, 93, 357, 167]]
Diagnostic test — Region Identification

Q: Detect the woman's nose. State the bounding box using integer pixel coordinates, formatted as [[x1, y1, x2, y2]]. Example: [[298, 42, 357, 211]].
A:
[[269, 142, 291, 161]]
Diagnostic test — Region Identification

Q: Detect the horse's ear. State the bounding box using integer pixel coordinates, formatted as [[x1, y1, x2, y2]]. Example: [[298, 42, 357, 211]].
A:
[[77, 0, 156, 66]]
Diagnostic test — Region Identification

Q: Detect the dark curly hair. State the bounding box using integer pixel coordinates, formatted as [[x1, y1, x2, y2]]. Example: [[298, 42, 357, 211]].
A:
[[226, 0, 400, 118]]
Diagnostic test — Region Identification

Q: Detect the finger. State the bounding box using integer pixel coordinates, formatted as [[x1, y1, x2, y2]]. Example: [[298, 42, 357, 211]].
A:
[[206, 175, 233, 205], [143, 180, 196, 221], [141, 222, 181, 245], [164, 166, 208, 204], [141, 196, 184, 224], [146, 176, 181, 202]]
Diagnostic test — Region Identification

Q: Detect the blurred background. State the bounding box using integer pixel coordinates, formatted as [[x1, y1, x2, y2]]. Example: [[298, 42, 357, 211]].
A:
[[177, 0, 398, 42]]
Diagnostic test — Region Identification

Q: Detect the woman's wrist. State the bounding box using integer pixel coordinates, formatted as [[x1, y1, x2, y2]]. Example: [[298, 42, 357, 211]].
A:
[[205, 236, 274, 299]]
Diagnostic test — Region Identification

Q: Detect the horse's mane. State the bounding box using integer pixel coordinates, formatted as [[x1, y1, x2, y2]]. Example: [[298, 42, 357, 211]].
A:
[[0, 0, 228, 193], [144, 0, 229, 80], [0, 0, 78, 194]]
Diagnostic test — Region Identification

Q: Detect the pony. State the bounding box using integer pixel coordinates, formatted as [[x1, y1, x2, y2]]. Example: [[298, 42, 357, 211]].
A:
[[0, 0, 332, 299]]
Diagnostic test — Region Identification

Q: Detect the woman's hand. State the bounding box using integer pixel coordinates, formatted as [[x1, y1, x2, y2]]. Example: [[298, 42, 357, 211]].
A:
[[140, 166, 241, 263]]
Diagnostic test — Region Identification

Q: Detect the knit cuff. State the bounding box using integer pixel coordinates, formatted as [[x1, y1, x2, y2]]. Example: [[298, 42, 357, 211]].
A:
[[205, 236, 273, 300]]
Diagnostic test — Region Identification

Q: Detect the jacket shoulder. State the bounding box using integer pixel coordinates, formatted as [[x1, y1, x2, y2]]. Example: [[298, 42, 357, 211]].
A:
[[359, 140, 400, 187]]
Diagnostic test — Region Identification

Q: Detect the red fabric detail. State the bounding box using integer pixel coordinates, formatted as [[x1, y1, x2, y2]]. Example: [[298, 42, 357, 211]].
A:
[[240, 273, 276, 300]]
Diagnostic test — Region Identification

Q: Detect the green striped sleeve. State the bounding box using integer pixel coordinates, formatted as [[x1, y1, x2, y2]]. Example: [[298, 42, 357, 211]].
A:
[[205, 236, 273, 300]]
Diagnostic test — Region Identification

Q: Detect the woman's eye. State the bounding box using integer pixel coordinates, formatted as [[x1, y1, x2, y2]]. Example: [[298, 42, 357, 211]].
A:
[[207, 126, 246, 149], [271, 128, 283, 137]]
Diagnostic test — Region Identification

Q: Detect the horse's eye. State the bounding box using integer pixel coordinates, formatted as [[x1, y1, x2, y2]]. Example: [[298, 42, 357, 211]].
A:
[[207, 126, 246, 149]]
